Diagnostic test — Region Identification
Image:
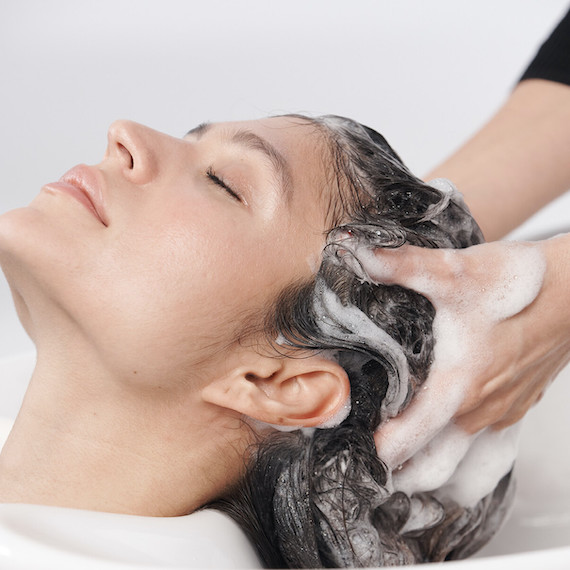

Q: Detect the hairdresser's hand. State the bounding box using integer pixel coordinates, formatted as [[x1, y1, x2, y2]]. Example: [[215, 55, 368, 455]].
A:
[[366, 234, 570, 469]]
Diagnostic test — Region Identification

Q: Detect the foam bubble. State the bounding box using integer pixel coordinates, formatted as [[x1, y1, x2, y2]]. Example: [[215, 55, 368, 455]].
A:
[[436, 423, 522, 507], [399, 495, 445, 534], [314, 282, 411, 416], [343, 237, 546, 508], [474, 242, 546, 323]]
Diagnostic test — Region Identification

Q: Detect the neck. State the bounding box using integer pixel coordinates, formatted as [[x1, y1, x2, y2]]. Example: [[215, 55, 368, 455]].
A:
[[0, 349, 250, 517]]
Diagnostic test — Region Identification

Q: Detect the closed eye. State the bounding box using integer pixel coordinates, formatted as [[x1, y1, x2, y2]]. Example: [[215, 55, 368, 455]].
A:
[[206, 167, 242, 202]]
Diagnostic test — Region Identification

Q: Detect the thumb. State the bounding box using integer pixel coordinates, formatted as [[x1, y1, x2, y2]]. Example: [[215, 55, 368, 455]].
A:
[[344, 244, 460, 299]]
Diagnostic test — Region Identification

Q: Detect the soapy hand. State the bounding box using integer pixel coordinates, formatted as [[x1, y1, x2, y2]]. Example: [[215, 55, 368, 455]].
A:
[[343, 235, 570, 470]]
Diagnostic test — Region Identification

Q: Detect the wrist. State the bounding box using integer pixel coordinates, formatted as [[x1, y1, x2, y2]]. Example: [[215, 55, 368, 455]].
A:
[[540, 233, 570, 339]]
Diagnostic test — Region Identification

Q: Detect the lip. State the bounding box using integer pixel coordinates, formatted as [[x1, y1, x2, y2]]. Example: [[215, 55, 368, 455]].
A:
[[43, 164, 108, 226]]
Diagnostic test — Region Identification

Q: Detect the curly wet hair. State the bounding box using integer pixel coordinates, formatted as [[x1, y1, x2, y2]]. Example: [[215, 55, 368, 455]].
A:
[[212, 115, 514, 568]]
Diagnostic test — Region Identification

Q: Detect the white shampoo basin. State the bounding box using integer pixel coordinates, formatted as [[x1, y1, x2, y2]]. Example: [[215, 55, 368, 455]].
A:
[[0, 352, 569, 569]]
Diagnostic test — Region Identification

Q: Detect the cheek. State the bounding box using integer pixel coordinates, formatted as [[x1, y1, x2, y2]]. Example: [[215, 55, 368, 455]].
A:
[[75, 219, 277, 374]]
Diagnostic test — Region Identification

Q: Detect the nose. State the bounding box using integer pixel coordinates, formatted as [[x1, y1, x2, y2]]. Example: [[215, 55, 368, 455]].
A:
[[105, 120, 163, 185]]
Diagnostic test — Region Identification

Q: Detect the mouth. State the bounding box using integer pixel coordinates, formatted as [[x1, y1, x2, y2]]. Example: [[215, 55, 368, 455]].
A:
[[49, 164, 109, 226]]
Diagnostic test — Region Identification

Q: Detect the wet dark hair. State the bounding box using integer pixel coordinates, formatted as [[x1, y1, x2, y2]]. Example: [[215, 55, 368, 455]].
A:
[[212, 115, 514, 567]]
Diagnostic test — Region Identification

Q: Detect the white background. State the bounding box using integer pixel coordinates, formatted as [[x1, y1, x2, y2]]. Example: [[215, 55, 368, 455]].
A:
[[0, 0, 569, 358]]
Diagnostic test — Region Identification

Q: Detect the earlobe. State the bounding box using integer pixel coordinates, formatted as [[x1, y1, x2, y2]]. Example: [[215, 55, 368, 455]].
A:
[[201, 353, 350, 429]]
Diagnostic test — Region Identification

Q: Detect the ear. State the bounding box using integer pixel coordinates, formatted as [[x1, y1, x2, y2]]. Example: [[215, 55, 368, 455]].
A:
[[201, 352, 350, 428]]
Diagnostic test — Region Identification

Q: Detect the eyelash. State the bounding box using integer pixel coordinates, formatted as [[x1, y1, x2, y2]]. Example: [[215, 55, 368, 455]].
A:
[[206, 167, 242, 202]]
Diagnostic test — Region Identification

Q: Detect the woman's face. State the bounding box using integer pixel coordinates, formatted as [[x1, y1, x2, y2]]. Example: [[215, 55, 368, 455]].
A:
[[0, 117, 331, 382]]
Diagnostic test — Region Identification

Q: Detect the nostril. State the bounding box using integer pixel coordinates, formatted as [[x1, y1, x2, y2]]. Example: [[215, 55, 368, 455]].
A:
[[117, 142, 134, 169], [106, 120, 160, 184]]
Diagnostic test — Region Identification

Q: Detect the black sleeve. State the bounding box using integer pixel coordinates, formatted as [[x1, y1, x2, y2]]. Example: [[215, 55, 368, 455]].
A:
[[519, 8, 570, 86]]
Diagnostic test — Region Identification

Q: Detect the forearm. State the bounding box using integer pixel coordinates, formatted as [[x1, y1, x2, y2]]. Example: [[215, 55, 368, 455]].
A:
[[426, 80, 570, 241]]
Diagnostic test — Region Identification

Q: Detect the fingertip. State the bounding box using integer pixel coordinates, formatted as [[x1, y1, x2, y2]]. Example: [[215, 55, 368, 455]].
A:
[[373, 416, 415, 468], [361, 244, 422, 286], [373, 425, 399, 467]]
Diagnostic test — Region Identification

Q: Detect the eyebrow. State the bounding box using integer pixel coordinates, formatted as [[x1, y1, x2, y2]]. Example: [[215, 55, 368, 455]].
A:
[[186, 122, 292, 196]]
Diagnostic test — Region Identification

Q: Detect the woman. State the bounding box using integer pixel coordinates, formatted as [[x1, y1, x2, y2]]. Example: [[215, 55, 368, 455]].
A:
[[0, 116, 355, 517], [0, 111, 546, 568]]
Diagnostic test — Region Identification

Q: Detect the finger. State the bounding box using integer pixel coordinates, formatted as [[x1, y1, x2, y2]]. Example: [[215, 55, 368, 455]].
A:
[[373, 381, 458, 467], [349, 244, 460, 300], [455, 356, 559, 433], [455, 395, 514, 434], [491, 364, 558, 430], [455, 377, 535, 434], [390, 423, 474, 495]]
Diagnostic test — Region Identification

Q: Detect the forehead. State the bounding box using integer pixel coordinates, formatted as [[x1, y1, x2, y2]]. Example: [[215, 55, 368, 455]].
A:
[[189, 116, 328, 179]]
